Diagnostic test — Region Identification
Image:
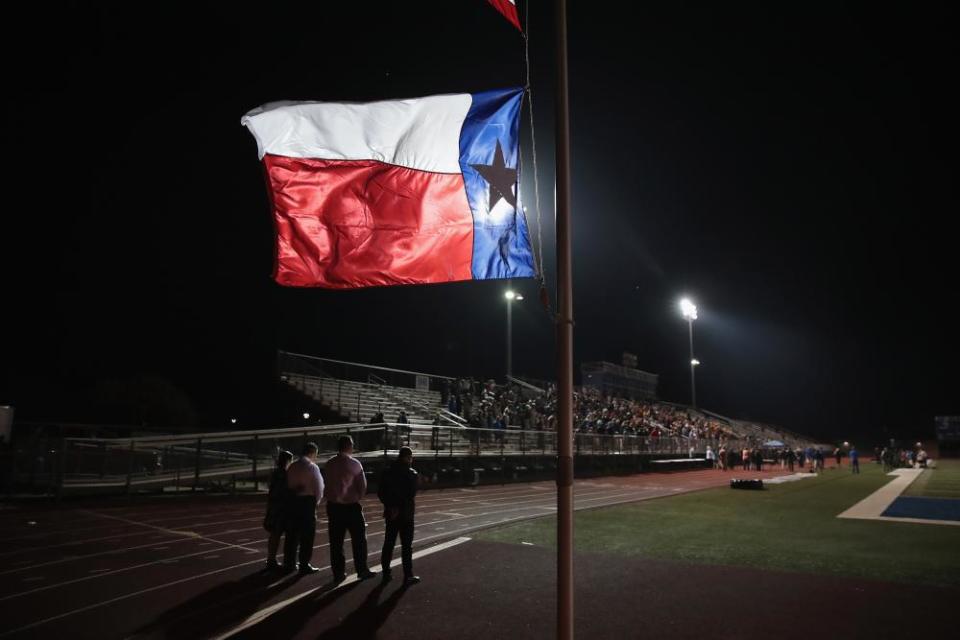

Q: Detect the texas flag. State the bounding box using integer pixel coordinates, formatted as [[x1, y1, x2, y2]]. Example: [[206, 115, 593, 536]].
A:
[[242, 88, 536, 289]]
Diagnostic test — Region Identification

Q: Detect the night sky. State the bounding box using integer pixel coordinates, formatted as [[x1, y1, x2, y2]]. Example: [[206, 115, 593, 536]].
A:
[[3, 2, 956, 442]]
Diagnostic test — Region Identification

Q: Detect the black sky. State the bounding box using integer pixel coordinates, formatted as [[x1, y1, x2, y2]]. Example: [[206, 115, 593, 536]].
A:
[[2, 2, 956, 442]]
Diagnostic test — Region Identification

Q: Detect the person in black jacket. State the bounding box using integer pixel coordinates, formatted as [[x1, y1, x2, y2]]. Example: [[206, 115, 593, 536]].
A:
[[378, 446, 420, 586], [264, 450, 294, 570]]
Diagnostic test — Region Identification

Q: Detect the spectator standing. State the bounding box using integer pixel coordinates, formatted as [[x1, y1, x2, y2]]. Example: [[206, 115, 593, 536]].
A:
[[850, 446, 860, 474], [378, 446, 421, 586], [324, 435, 376, 584], [264, 450, 294, 570], [706, 445, 716, 469], [834, 447, 843, 467], [283, 443, 324, 575]]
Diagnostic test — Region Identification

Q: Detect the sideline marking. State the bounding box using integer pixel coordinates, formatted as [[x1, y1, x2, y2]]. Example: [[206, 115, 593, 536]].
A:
[[209, 537, 472, 640], [834, 469, 960, 525]]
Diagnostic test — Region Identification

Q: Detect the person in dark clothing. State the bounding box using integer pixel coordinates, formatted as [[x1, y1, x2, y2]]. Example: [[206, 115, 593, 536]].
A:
[[264, 450, 294, 570], [378, 446, 420, 586]]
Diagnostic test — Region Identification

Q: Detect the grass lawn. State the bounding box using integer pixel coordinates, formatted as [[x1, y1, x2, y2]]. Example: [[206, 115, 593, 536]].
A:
[[477, 462, 960, 587], [903, 458, 960, 499]]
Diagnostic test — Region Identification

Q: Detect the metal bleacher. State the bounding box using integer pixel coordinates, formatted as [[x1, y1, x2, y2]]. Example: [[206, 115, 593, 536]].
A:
[[277, 351, 457, 426], [285, 374, 442, 425]]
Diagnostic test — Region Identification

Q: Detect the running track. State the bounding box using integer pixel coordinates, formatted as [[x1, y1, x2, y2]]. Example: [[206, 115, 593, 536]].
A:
[[0, 467, 796, 639]]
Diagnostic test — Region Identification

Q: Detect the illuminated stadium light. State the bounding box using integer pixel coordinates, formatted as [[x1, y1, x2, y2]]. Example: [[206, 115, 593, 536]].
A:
[[679, 298, 698, 320], [504, 290, 517, 300], [302, 412, 310, 420], [516, 294, 524, 300], [691, 359, 700, 366], [230, 418, 237, 425]]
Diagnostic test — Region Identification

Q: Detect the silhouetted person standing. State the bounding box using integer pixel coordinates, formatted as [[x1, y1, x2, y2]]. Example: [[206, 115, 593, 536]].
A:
[[325, 435, 376, 584], [264, 449, 294, 571], [284, 443, 324, 575], [378, 446, 420, 586], [850, 446, 860, 474]]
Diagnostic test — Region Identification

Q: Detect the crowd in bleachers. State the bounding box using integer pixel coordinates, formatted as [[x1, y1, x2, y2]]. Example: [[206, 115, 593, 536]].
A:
[[441, 379, 738, 442]]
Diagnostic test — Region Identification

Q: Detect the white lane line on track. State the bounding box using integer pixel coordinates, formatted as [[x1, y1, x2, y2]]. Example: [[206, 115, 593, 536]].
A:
[[0, 526, 478, 638], [0, 484, 644, 605], [209, 537, 473, 640], [0, 485, 579, 575], [0, 514, 269, 558], [0, 481, 697, 637], [0, 486, 613, 596], [0, 505, 274, 545], [77, 510, 260, 554], [0, 484, 553, 547]]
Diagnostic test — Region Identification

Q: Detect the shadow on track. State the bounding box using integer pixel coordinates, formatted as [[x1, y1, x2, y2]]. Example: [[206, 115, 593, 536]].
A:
[[239, 580, 408, 639], [130, 568, 302, 639]]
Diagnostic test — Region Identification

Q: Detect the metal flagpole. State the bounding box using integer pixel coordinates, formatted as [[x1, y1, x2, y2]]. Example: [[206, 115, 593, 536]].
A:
[[554, 0, 575, 638]]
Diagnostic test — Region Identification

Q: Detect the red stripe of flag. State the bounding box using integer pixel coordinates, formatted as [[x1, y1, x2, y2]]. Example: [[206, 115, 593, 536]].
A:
[[487, 0, 521, 31], [263, 155, 475, 289]]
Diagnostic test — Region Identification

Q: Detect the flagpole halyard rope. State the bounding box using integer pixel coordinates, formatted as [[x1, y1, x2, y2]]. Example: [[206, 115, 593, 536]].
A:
[[523, 0, 547, 299]]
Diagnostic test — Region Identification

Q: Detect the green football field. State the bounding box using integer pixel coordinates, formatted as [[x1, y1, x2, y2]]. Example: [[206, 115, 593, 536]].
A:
[[904, 458, 960, 499], [478, 461, 960, 587]]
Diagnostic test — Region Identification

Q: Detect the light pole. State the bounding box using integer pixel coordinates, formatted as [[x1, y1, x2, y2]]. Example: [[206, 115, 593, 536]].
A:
[[504, 290, 523, 380], [680, 298, 698, 408]]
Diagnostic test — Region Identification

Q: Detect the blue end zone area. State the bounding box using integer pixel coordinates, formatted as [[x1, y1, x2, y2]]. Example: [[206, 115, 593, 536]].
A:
[[881, 496, 960, 521]]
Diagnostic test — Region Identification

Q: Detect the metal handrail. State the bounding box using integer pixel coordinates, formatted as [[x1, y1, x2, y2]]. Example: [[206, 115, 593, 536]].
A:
[[280, 351, 455, 381], [63, 422, 370, 446]]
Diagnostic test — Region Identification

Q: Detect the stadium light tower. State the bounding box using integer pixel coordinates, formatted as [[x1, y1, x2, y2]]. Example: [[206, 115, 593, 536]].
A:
[[505, 290, 524, 380], [679, 298, 698, 408]]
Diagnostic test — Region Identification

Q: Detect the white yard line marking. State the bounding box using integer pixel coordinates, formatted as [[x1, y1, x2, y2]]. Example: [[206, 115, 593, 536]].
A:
[[837, 469, 924, 520], [209, 537, 472, 640]]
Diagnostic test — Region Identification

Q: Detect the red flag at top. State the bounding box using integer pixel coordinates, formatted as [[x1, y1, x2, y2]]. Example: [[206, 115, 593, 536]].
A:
[[487, 0, 521, 31]]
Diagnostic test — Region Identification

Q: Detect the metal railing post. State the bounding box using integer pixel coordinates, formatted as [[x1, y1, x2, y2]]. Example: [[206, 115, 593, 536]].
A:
[[125, 439, 136, 494], [193, 438, 202, 491], [175, 445, 181, 493], [251, 434, 259, 491], [449, 428, 454, 457]]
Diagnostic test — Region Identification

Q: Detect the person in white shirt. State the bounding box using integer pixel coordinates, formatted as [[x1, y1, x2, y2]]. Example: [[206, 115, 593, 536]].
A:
[[283, 442, 324, 575], [324, 435, 376, 584]]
